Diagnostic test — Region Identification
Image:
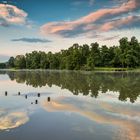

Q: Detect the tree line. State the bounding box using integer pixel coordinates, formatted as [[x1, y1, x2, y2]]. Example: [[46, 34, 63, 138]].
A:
[[5, 36, 140, 70]]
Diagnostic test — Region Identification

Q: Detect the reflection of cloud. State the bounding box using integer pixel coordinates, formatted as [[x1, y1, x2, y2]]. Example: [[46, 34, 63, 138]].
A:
[[42, 97, 140, 140], [0, 112, 29, 130], [42, 100, 76, 112]]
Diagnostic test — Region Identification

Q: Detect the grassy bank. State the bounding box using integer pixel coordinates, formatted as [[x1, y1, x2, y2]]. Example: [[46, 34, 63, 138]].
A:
[[1, 67, 140, 72], [94, 67, 134, 72]]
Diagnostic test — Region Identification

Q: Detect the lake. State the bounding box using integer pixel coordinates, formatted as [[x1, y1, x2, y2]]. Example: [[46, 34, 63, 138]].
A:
[[0, 70, 140, 140]]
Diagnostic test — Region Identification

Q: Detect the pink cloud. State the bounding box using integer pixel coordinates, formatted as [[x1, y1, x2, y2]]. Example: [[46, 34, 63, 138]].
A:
[[0, 4, 28, 26], [40, 0, 139, 37], [99, 16, 139, 31], [77, 0, 137, 24]]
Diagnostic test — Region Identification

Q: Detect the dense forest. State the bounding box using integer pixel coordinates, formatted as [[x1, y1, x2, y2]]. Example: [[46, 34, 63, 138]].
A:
[[1, 36, 140, 70]]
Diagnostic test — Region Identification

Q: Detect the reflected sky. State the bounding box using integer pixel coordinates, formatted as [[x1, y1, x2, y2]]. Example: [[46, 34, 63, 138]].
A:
[[42, 96, 140, 140], [0, 111, 29, 130], [0, 70, 140, 140]]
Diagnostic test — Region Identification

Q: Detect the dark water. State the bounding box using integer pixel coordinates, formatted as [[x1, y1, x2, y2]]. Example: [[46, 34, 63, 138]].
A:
[[0, 70, 140, 140]]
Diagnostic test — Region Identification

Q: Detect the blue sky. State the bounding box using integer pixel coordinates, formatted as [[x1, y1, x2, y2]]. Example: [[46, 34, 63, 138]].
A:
[[0, 0, 140, 62]]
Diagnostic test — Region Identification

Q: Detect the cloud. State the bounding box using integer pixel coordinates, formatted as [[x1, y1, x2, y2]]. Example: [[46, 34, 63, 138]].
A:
[[99, 16, 140, 31], [41, 0, 140, 38], [72, 1, 83, 6], [0, 3, 28, 26], [89, 0, 94, 6], [72, 0, 95, 6], [11, 38, 52, 43], [101, 35, 120, 41]]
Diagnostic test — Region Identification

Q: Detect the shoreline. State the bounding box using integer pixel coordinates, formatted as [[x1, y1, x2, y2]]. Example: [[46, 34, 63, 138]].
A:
[[0, 68, 140, 73]]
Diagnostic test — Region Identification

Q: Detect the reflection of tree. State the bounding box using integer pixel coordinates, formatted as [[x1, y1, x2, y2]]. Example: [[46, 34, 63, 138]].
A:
[[0, 71, 6, 75], [1, 70, 140, 103]]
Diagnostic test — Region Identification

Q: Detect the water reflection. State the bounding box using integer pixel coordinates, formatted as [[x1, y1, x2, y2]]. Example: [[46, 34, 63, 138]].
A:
[[5, 91, 8, 96], [0, 111, 29, 130], [42, 97, 140, 140], [1, 70, 140, 103], [0, 70, 140, 140]]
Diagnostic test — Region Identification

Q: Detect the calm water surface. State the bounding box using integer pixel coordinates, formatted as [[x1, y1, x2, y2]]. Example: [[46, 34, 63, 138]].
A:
[[0, 70, 140, 140]]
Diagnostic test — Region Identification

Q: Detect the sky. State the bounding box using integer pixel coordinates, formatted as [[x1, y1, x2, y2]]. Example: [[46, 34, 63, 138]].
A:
[[0, 0, 140, 62]]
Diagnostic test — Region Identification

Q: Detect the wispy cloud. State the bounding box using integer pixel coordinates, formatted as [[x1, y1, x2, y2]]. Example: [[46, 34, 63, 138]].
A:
[[0, 3, 28, 27], [99, 16, 140, 32], [101, 35, 120, 41], [11, 38, 52, 43], [89, 0, 94, 6], [72, 0, 95, 6], [41, 0, 140, 39]]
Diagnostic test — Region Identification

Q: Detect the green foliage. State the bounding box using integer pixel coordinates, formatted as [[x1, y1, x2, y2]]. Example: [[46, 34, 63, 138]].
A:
[[0, 63, 6, 69], [8, 57, 15, 68], [7, 36, 140, 70], [90, 42, 101, 66], [14, 55, 26, 69]]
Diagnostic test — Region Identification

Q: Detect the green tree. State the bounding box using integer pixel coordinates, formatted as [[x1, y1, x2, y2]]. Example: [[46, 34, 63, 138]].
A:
[[39, 51, 49, 69], [8, 57, 15, 68], [90, 42, 101, 67], [87, 55, 95, 70], [100, 45, 110, 66], [14, 55, 26, 69], [0, 63, 6, 69], [111, 47, 121, 67]]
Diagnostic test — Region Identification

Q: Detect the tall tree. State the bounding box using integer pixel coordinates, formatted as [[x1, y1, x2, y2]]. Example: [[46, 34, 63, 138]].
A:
[[8, 57, 15, 68], [14, 55, 26, 69], [90, 42, 101, 67]]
